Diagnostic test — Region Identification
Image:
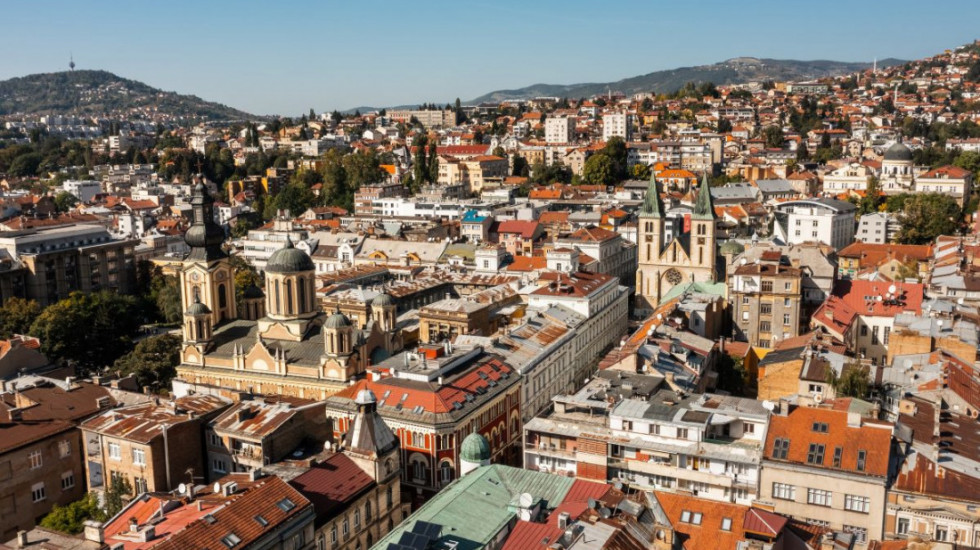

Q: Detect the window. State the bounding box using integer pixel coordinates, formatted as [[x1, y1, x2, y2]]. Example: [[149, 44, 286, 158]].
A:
[[691, 512, 702, 525], [134, 477, 147, 494], [386, 487, 393, 508], [365, 501, 371, 522], [354, 509, 361, 529], [811, 422, 828, 433], [277, 498, 296, 512], [59, 440, 71, 458], [439, 461, 454, 484], [860, 325, 868, 337], [330, 526, 338, 545], [843, 525, 867, 544], [856, 450, 866, 472], [772, 482, 795, 500], [772, 438, 790, 460], [760, 321, 771, 333], [806, 444, 825, 465], [742, 296, 749, 304], [31, 482, 46, 502], [721, 517, 732, 531], [676, 428, 689, 440], [784, 282, 792, 291], [108, 442, 121, 460], [807, 488, 832, 507], [208, 432, 221, 447], [411, 432, 425, 448], [872, 326, 879, 344], [221, 533, 241, 548], [28, 450, 42, 469], [935, 525, 948, 542], [342, 518, 350, 538], [896, 518, 909, 535], [132, 448, 146, 466], [761, 280, 773, 292], [61, 471, 75, 491], [649, 424, 660, 435], [883, 326, 890, 344], [833, 447, 843, 468], [783, 314, 791, 325], [213, 459, 227, 474], [784, 298, 791, 307], [844, 494, 870, 513], [761, 303, 772, 315]]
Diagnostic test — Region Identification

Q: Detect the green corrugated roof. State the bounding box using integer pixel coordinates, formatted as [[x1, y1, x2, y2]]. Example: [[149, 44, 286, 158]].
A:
[[371, 464, 574, 550], [659, 281, 728, 305]]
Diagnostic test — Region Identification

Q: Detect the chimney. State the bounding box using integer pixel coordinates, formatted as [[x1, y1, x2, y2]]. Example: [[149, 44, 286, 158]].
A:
[[16, 531, 27, 549], [249, 468, 264, 482], [557, 512, 571, 529], [83, 520, 104, 543], [129, 517, 139, 533]]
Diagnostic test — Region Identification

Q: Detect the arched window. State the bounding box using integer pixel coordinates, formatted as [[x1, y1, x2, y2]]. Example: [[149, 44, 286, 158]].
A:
[[365, 500, 372, 521], [274, 280, 281, 314], [386, 486, 393, 508], [440, 461, 454, 484], [298, 277, 307, 314], [218, 283, 227, 309], [285, 280, 293, 315], [366, 533, 373, 547], [193, 285, 201, 302]]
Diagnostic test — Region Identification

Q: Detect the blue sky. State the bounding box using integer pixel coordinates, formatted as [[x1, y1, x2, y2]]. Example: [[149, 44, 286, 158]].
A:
[[2, 0, 978, 115]]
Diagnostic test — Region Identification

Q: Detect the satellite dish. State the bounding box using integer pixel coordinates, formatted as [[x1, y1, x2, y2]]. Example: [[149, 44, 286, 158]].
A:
[[519, 493, 534, 508], [599, 507, 612, 519], [213, 482, 221, 493], [177, 483, 187, 495], [888, 284, 897, 294], [656, 530, 666, 540], [587, 498, 597, 510]]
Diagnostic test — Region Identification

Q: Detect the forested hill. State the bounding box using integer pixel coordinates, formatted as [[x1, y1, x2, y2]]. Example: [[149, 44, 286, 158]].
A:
[[0, 70, 255, 121]]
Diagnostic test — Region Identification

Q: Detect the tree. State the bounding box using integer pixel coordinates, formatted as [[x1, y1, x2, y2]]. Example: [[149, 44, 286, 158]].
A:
[[631, 163, 651, 180], [895, 193, 962, 244], [511, 154, 529, 177], [857, 176, 883, 215], [0, 297, 42, 339], [717, 118, 732, 133], [264, 183, 314, 219], [155, 277, 182, 324], [716, 354, 750, 396], [113, 334, 182, 392], [54, 191, 79, 211], [231, 255, 263, 311], [427, 140, 439, 184], [40, 493, 105, 534], [104, 476, 133, 516], [582, 153, 617, 186], [763, 125, 785, 149], [29, 292, 142, 372], [827, 363, 871, 398], [954, 150, 980, 176]]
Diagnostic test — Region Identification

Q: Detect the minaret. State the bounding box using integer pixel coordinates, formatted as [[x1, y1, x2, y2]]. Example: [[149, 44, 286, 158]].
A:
[[635, 172, 665, 309], [690, 173, 717, 273]]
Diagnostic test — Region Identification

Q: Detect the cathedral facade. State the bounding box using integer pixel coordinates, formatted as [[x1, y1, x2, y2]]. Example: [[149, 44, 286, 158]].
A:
[[175, 183, 402, 400], [635, 173, 718, 314]]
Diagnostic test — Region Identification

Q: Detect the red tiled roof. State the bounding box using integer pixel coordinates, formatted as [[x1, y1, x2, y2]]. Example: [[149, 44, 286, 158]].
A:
[[289, 453, 374, 525], [506, 255, 547, 272], [496, 220, 540, 238], [832, 279, 924, 317], [764, 405, 892, 477], [654, 492, 748, 550]]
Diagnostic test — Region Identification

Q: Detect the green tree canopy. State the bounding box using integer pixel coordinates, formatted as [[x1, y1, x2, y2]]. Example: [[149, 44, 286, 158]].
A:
[[40, 493, 106, 535], [54, 191, 80, 211], [29, 291, 143, 372], [113, 334, 182, 392], [0, 297, 42, 339], [895, 193, 962, 244], [582, 153, 617, 186], [763, 125, 785, 149]]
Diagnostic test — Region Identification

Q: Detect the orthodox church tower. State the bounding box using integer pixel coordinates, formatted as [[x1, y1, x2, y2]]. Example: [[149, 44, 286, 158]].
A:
[[181, 182, 236, 326]]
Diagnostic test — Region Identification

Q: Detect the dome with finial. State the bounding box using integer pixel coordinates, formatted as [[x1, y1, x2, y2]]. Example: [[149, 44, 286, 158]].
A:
[[265, 238, 315, 273], [324, 309, 352, 329], [372, 293, 395, 307], [883, 141, 913, 162], [460, 433, 491, 463], [184, 182, 226, 259], [355, 389, 377, 405], [185, 298, 212, 316]]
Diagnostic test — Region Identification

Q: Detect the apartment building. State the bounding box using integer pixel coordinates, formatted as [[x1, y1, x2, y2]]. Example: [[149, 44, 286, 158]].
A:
[[729, 252, 803, 348], [80, 395, 230, 496], [602, 112, 632, 142], [524, 380, 769, 505], [206, 397, 330, 479], [545, 116, 576, 144], [773, 198, 857, 250], [0, 224, 138, 306], [759, 404, 894, 546]]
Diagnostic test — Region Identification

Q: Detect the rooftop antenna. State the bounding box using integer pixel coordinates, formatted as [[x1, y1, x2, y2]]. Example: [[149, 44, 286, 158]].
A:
[[69, 52, 75, 72]]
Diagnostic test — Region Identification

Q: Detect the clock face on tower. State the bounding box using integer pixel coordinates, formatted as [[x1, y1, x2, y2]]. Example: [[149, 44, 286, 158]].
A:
[[190, 272, 201, 282], [665, 269, 683, 285]]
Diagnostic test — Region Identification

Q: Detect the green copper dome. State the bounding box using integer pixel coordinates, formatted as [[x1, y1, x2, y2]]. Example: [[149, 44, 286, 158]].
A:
[[324, 310, 352, 329], [265, 238, 315, 273], [883, 141, 913, 162], [372, 293, 395, 307], [720, 240, 745, 255], [460, 433, 491, 463], [185, 298, 212, 316]]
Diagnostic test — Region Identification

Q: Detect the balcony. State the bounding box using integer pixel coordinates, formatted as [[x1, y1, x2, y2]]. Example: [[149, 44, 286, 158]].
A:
[[525, 443, 575, 460]]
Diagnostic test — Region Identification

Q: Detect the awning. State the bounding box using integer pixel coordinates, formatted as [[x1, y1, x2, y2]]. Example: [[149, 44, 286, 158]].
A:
[[709, 413, 735, 425]]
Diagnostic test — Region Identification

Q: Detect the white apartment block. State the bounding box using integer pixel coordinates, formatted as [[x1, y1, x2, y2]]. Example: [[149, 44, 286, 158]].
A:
[[773, 198, 856, 250], [545, 117, 575, 144], [603, 113, 632, 142]]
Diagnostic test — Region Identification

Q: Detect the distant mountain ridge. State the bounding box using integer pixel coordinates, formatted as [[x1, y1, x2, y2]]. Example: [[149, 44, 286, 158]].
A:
[[469, 57, 905, 103], [0, 70, 256, 120]]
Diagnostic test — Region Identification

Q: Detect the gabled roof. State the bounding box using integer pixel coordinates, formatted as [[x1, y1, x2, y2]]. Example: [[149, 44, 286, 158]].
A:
[[288, 453, 374, 526], [764, 405, 892, 478]]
